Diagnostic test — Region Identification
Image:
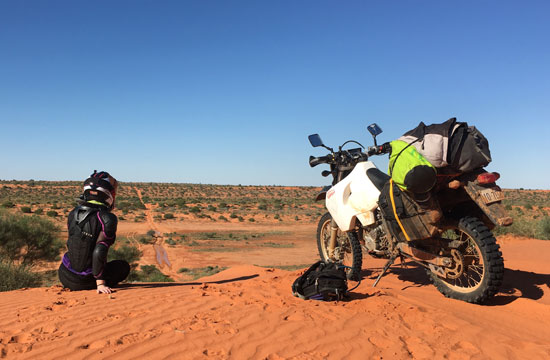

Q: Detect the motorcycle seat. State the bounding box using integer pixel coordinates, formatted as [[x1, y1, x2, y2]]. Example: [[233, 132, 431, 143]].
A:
[[367, 168, 391, 191]]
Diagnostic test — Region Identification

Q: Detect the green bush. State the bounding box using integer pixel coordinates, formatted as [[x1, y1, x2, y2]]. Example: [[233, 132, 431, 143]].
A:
[[139, 236, 154, 245], [108, 244, 142, 264], [132, 265, 173, 282], [0, 261, 41, 292], [230, 213, 238, 219], [0, 211, 62, 264], [218, 215, 228, 222], [46, 210, 58, 217], [163, 213, 175, 220], [146, 229, 156, 237], [34, 208, 43, 215], [20, 206, 32, 214], [1, 201, 15, 208], [248, 218, 255, 222], [535, 217, 550, 240]]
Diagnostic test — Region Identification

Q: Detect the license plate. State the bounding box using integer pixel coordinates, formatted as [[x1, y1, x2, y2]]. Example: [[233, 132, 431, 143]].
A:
[[480, 188, 504, 204]]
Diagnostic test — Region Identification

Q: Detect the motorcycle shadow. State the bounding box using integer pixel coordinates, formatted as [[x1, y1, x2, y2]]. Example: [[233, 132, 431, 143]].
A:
[[361, 263, 550, 306], [487, 268, 550, 306]]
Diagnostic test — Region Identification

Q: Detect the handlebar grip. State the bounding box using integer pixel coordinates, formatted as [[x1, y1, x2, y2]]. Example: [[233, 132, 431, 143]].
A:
[[309, 155, 326, 167], [367, 146, 378, 156], [367, 142, 391, 156]]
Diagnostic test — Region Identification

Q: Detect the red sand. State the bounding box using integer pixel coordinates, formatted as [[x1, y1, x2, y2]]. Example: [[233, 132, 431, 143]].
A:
[[1, 233, 549, 359]]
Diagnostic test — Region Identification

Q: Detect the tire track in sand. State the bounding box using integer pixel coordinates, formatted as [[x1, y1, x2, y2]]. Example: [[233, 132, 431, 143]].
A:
[[133, 187, 174, 275]]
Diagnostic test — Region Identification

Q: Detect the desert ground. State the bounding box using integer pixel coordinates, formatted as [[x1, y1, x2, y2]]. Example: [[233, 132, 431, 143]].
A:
[[0, 182, 549, 359]]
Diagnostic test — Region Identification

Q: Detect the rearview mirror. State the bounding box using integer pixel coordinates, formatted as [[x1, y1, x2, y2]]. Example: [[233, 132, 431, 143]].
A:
[[367, 123, 382, 136], [308, 134, 324, 147]]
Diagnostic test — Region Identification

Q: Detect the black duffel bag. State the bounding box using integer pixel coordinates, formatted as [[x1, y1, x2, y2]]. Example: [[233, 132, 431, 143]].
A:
[[291, 261, 348, 301]]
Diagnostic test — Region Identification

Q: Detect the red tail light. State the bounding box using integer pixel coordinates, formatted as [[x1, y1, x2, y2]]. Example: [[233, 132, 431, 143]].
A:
[[477, 172, 500, 184]]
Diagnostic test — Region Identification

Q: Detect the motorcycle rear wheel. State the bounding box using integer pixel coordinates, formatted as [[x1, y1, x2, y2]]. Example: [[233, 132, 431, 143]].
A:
[[316, 212, 362, 280], [428, 216, 504, 304]]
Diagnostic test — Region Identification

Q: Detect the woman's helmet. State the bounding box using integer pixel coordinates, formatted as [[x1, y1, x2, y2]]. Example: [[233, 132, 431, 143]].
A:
[[82, 170, 118, 209]]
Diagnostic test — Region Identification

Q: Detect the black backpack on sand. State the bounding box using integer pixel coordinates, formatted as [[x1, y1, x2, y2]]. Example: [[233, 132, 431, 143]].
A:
[[292, 261, 348, 301]]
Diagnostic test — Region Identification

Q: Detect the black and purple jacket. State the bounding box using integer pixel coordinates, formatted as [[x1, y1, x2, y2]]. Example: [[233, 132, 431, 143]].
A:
[[61, 204, 117, 279]]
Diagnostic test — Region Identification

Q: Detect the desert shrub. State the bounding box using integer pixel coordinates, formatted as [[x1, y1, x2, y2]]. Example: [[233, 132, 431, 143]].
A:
[[274, 214, 280, 219], [108, 244, 142, 264], [189, 206, 201, 213], [46, 210, 58, 217], [1, 200, 15, 208], [218, 215, 228, 222], [535, 217, 550, 240], [0, 211, 62, 264], [165, 238, 176, 245], [132, 265, 173, 282], [238, 216, 244, 222], [20, 206, 32, 214], [248, 218, 255, 222], [139, 236, 154, 244], [0, 261, 41, 292], [230, 213, 238, 219], [258, 204, 267, 210], [51, 203, 60, 209], [163, 213, 175, 219], [207, 205, 217, 212], [177, 265, 226, 280], [218, 202, 228, 209], [146, 229, 156, 237]]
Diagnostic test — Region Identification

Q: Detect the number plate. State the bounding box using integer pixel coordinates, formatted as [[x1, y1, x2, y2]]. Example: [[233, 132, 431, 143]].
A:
[[480, 188, 504, 204]]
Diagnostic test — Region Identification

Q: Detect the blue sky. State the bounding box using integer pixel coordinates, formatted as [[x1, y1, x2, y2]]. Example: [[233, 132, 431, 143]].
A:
[[1, 1, 548, 189]]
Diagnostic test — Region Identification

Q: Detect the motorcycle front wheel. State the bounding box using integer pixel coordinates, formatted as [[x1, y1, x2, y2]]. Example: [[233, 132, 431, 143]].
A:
[[316, 212, 362, 280], [428, 216, 504, 304]]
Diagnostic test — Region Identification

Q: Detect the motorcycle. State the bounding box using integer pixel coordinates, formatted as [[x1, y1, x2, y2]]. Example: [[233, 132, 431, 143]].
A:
[[308, 124, 512, 304]]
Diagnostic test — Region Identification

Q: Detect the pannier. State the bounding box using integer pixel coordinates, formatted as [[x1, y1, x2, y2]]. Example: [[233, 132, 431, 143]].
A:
[[378, 180, 439, 242]]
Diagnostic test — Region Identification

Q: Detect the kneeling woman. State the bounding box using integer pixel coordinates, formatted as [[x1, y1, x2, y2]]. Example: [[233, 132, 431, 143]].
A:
[[58, 171, 130, 294]]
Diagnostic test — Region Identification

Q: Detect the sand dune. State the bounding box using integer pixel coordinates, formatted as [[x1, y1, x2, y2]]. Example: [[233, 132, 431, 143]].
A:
[[1, 236, 549, 359]]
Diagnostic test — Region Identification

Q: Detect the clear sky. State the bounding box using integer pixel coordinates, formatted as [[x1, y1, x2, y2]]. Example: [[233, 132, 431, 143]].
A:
[[1, 1, 549, 189]]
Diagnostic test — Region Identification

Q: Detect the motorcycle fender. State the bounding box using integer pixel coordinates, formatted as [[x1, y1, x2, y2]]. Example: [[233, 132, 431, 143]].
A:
[[326, 161, 381, 231], [463, 182, 513, 227], [315, 185, 332, 201]]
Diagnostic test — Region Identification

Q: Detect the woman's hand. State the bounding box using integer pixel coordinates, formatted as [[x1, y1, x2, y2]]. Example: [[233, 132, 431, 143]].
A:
[[96, 281, 112, 294]]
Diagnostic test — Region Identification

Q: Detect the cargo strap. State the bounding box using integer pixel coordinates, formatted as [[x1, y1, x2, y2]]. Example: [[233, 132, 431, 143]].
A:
[[389, 179, 411, 242]]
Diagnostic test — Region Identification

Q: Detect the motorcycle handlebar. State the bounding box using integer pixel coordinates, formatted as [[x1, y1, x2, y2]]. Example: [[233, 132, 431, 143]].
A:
[[367, 142, 391, 156], [309, 155, 330, 167]]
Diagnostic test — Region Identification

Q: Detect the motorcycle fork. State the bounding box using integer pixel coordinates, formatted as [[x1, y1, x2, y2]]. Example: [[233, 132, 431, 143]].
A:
[[328, 170, 345, 258], [328, 218, 339, 258]]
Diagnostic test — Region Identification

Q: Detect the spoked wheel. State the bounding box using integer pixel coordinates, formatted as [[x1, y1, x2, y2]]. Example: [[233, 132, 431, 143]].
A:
[[316, 212, 362, 280], [428, 216, 504, 304]]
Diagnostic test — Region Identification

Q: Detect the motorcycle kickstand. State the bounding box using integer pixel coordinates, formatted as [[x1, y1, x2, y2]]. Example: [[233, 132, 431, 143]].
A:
[[399, 254, 407, 269], [373, 254, 397, 287]]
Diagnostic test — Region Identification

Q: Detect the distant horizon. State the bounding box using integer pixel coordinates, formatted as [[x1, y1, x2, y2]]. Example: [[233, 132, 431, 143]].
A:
[[1, 178, 547, 191]]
